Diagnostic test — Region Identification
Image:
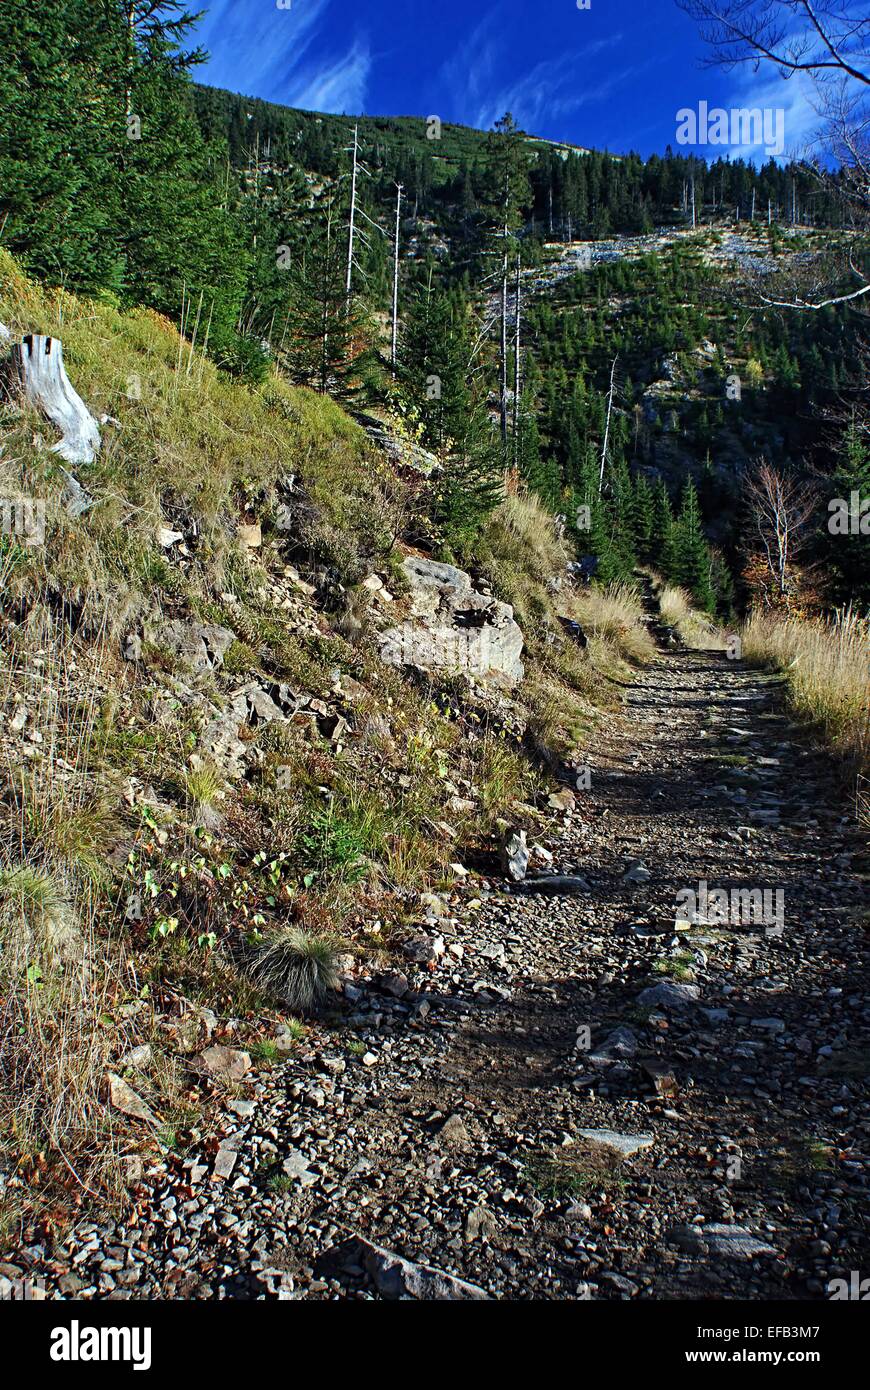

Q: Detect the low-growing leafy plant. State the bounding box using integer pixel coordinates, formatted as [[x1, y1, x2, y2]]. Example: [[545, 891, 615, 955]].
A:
[[221, 639, 258, 675], [300, 798, 386, 884]]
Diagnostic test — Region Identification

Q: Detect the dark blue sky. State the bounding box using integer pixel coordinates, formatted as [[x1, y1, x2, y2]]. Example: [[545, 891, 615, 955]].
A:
[[187, 0, 819, 161]]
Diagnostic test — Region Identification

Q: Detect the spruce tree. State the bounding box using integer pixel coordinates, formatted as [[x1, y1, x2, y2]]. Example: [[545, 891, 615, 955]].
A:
[[604, 452, 638, 578], [673, 479, 715, 612], [433, 411, 503, 560], [650, 478, 678, 579], [572, 447, 621, 581], [120, 49, 250, 365], [0, 0, 248, 353], [825, 419, 870, 607], [398, 283, 471, 451], [0, 0, 124, 289], [398, 278, 501, 556], [282, 207, 367, 395], [630, 474, 655, 559]]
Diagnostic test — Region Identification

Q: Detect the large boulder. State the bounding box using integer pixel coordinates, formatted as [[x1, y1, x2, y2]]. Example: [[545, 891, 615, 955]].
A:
[[378, 557, 524, 687]]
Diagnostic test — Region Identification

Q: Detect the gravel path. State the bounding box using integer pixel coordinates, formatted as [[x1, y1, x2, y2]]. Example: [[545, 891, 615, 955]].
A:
[[15, 648, 869, 1301]]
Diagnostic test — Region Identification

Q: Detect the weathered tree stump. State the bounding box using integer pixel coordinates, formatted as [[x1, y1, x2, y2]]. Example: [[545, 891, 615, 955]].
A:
[[14, 333, 101, 467]]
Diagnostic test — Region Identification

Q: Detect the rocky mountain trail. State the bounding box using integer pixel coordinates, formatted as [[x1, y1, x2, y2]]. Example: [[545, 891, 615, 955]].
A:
[[6, 642, 867, 1303]]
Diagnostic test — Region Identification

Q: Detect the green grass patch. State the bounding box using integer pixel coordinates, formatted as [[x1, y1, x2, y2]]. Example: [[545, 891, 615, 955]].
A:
[[523, 1144, 628, 1200]]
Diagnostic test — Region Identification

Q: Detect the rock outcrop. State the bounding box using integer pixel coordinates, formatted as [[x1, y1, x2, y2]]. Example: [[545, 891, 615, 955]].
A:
[[353, 412, 439, 477], [378, 556, 524, 687], [145, 619, 236, 674]]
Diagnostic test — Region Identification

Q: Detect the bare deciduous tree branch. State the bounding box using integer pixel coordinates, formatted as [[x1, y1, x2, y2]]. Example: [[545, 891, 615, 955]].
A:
[[678, 1, 870, 85]]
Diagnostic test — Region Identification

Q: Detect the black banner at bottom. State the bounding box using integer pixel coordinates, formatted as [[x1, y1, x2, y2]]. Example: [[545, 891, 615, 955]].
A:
[[1, 1295, 864, 1377]]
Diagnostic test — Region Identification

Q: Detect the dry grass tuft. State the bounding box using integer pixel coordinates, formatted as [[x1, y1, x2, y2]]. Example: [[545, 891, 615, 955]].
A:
[[0, 863, 79, 962], [576, 580, 656, 665], [741, 608, 869, 799], [0, 615, 128, 1215], [0, 862, 121, 1209], [477, 491, 568, 630], [243, 926, 341, 1014], [182, 764, 224, 811], [658, 583, 725, 650], [657, 584, 691, 627], [0, 248, 405, 627], [524, 1142, 627, 1199]]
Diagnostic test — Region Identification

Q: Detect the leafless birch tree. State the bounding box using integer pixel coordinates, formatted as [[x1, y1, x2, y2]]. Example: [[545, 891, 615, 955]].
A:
[[745, 459, 817, 599]]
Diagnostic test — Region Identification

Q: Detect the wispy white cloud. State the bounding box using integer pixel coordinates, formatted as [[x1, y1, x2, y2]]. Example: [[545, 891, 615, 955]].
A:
[[439, 11, 634, 134], [289, 37, 371, 115], [191, 0, 369, 114], [721, 66, 827, 164]]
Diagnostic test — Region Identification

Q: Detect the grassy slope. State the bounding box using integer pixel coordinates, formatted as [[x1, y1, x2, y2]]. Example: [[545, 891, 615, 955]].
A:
[[0, 248, 400, 618]]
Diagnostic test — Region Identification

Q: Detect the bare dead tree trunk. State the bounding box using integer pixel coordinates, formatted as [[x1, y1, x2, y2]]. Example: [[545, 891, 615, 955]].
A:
[[512, 252, 521, 469], [599, 355, 619, 494], [322, 207, 334, 392], [122, 1, 137, 121], [500, 234, 509, 452], [346, 123, 359, 299], [391, 182, 403, 370]]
